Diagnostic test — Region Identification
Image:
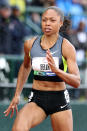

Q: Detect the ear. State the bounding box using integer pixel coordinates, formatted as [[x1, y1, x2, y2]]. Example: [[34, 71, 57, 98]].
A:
[[60, 20, 63, 28]]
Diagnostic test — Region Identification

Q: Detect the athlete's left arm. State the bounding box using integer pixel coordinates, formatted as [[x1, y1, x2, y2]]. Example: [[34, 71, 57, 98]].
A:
[[46, 39, 80, 88]]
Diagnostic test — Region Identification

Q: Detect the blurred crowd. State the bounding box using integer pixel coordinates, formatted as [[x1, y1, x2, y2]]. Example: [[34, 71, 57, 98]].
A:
[[0, 2, 29, 55]]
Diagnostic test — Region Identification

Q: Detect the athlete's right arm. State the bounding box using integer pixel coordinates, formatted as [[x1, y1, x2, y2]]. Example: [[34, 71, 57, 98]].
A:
[[14, 40, 32, 97], [4, 37, 36, 118]]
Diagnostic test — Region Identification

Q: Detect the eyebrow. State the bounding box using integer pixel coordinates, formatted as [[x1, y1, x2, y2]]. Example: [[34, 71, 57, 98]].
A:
[[42, 16, 56, 19]]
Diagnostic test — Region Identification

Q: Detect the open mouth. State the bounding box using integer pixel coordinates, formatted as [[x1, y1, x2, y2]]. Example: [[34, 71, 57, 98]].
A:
[[45, 28, 52, 32]]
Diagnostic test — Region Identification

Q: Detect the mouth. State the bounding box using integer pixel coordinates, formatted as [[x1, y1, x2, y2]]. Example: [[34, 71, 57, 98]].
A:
[[45, 28, 52, 32]]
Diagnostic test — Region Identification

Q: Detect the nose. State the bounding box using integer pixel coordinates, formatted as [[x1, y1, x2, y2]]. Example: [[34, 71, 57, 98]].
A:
[[46, 20, 50, 26]]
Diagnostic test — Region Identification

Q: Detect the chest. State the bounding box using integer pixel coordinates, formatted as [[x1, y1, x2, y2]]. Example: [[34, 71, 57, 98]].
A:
[[30, 37, 62, 72]]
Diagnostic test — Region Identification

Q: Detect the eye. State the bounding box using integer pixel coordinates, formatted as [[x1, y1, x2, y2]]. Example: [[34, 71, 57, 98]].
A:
[[42, 19, 46, 22], [51, 19, 56, 22]]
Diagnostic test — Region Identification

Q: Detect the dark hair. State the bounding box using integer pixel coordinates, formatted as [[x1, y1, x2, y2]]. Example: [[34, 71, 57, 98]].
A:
[[59, 17, 71, 34], [43, 6, 64, 22]]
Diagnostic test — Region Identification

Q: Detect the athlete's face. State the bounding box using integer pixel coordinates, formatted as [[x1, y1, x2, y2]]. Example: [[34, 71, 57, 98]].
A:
[[42, 9, 63, 36]]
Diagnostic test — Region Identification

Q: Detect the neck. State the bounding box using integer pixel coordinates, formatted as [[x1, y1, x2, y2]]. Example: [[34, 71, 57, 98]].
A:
[[41, 33, 59, 50], [43, 33, 58, 42]]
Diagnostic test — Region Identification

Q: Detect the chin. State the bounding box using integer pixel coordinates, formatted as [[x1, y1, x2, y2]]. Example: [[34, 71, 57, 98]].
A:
[[44, 32, 52, 36]]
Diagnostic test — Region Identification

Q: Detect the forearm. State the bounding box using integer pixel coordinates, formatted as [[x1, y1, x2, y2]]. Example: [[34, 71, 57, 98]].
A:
[[55, 69, 80, 88], [14, 62, 31, 97]]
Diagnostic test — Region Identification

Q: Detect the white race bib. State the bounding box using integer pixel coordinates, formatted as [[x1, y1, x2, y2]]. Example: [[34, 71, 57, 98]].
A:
[[32, 57, 59, 72]]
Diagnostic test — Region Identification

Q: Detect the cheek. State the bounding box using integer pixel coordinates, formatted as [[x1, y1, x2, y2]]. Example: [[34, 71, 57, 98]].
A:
[[41, 22, 44, 32], [52, 24, 60, 32]]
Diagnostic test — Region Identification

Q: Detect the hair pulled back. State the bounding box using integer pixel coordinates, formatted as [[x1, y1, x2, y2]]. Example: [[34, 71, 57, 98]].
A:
[[43, 6, 71, 34]]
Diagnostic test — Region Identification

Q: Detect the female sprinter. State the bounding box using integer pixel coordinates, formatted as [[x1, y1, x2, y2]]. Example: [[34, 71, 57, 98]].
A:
[[4, 6, 80, 131]]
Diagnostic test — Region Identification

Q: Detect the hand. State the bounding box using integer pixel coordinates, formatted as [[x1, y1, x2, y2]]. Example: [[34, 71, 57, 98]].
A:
[[46, 49, 58, 73], [4, 95, 20, 118]]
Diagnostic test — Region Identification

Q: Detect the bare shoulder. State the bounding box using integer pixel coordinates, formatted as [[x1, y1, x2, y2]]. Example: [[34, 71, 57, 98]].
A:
[[24, 37, 37, 54], [62, 38, 76, 60]]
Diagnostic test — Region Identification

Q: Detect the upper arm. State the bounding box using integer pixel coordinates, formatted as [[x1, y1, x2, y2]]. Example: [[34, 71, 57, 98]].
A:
[[23, 40, 31, 68], [62, 39, 80, 76], [23, 37, 37, 68]]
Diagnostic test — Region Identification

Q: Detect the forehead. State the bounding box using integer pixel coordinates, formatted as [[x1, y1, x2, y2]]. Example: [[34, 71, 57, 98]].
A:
[[42, 9, 60, 18]]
